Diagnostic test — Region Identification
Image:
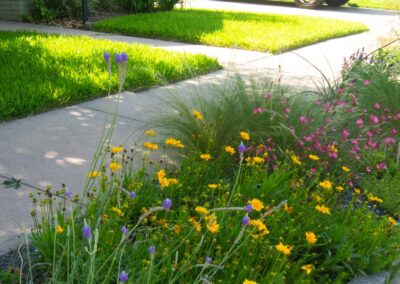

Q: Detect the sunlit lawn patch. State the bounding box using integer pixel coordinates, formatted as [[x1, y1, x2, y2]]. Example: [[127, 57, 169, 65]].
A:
[[0, 31, 221, 121], [347, 0, 399, 10], [93, 9, 368, 53]]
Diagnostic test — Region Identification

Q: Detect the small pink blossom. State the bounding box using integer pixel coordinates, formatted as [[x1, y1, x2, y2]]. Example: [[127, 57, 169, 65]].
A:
[[338, 100, 347, 107], [299, 115, 308, 124], [373, 102, 381, 109], [253, 107, 264, 114], [366, 166, 371, 173], [364, 79, 370, 86], [391, 129, 397, 135], [376, 162, 387, 171], [384, 137, 396, 146], [338, 88, 344, 94], [264, 93, 272, 99], [342, 130, 350, 140], [356, 119, 363, 127], [369, 115, 379, 124], [284, 108, 291, 114]]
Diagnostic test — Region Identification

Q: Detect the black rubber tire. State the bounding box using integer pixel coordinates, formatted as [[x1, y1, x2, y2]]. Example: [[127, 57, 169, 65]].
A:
[[325, 0, 349, 6], [294, 0, 325, 9]]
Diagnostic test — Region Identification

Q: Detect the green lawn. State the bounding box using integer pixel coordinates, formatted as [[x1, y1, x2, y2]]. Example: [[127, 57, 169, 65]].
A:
[[347, 0, 399, 10], [0, 31, 220, 121], [93, 9, 368, 54]]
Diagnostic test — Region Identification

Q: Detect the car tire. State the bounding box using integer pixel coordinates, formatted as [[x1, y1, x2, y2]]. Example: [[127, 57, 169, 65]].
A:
[[325, 0, 349, 6], [294, 0, 325, 9]]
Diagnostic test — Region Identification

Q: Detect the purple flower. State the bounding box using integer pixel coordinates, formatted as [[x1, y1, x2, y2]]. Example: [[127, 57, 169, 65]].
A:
[[65, 190, 72, 199], [121, 52, 128, 62], [82, 224, 91, 240], [129, 191, 136, 199], [104, 51, 110, 63], [115, 53, 123, 64], [162, 198, 172, 210], [244, 205, 253, 213], [238, 142, 247, 154], [119, 271, 128, 282], [205, 256, 212, 264], [121, 226, 128, 234], [148, 245, 155, 255], [242, 216, 250, 226]]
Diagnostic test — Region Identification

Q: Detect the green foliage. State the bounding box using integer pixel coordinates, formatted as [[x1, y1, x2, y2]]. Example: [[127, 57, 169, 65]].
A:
[[0, 31, 220, 121], [92, 9, 368, 54]]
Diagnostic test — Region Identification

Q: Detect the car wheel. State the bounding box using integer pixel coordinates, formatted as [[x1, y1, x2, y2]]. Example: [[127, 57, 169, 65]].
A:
[[325, 0, 349, 6], [294, 0, 325, 9]]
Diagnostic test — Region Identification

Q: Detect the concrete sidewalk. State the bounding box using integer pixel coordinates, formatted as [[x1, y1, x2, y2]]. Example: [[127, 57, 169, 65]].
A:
[[0, 1, 399, 266]]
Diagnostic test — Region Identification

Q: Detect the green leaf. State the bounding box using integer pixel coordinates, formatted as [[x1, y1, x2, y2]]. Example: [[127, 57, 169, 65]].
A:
[[2, 177, 21, 189]]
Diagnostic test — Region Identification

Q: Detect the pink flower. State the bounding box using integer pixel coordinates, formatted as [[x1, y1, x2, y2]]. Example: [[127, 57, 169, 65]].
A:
[[364, 79, 370, 86], [349, 81, 354, 88], [366, 166, 371, 173], [384, 137, 396, 146], [342, 130, 350, 140], [370, 115, 379, 124], [391, 129, 397, 135], [373, 102, 381, 109], [299, 116, 308, 124], [285, 108, 291, 114], [356, 119, 364, 127], [264, 93, 272, 99], [376, 162, 387, 171], [338, 88, 344, 94], [253, 107, 264, 114], [338, 100, 347, 107]]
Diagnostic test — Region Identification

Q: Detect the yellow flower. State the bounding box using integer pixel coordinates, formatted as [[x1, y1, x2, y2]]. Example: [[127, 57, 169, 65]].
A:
[[249, 219, 268, 232], [291, 155, 302, 165], [276, 242, 292, 255], [336, 186, 345, 192], [312, 193, 322, 202], [301, 264, 313, 274], [342, 166, 350, 172], [159, 178, 170, 187], [316, 205, 331, 215], [157, 169, 166, 180], [225, 146, 236, 155], [253, 156, 264, 164], [319, 180, 332, 190], [56, 225, 64, 234], [143, 142, 158, 150], [103, 214, 109, 221], [208, 222, 219, 233], [173, 224, 181, 234], [240, 131, 250, 141], [208, 184, 218, 189], [283, 204, 293, 213], [111, 207, 124, 217], [189, 217, 201, 232], [243, 280, 257, 284], [200, 154, 212, 161], [165, 138, 184, 148], [367, 194, 383, 203], [144, 130, 156, 137], [308, 154, 320, 161], [168, 178, 179, 185], [305, 231, 317, 245], [111, 145, 124, 154], [88, 171, 100, 178], [192, 109, 203, 121], [388, 216, 397, 226], [195, 206, 209, 215], [109, 162, 121, 172], [249, 199, 264, 211], [354, 188, 361, 195]]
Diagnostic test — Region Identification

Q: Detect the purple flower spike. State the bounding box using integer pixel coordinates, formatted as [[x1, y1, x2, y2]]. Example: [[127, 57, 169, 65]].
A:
[[115, 53, 123, 64], [238, 142, 247, 154], [163, 198, 172, 210], [121, 226, 128, 234], [119, 271, 128, 282], [129, 191, 136, 199], [205, 256, 212, 264], [121, 52, 128, 62], [104, 51, 110, 63], [82, 224, 91, 240], [242, 216, 250, 226], [244, 205, 253, 213], [148, 245, 156, 255]]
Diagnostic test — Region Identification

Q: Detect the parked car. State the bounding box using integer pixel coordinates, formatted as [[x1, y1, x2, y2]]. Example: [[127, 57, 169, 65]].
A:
[[295, 0, 349, 8]]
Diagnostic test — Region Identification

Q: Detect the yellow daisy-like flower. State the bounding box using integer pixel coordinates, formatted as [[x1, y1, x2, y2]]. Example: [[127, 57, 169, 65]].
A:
[[192, 109, 203, 121], [144, 130, 156, 137], [111, 145, 124, 154], [305, 231, 317, 245], [249, 198, 264, 211], [336, 186, 345, 192], [173, 224, 181, 234], [315, 205, 331, 215], [253, 156, 264, 164], [308, 154, 320, 161], [388, 216, 397, 226], [354, 188, 361, 195], [56, 225, 64, 234], [165, 138, 184, 148], [195, 206, 209, 215], [276, 242, 293, 255], [200, 154, 212, 161], [88, 171, 100, 178], [207, 222, 219, 234], [168, 178, 179, 185], [243, 280, 257, 284], [208, 184, 218, 189], [367, 194, 383, 203], [240, 131, 250, 141], [249, 219, 268, 232], [301, 264, 313, 274], [111, 207, 124, 217], [342, 166, 350, 172], [189, 217, 201, 232], [109, 162, 121, 172], [225, 146, 236, 155], [319, 180, 332, 190], [143, 142, 158, 150], [291, 155, 302, 165]]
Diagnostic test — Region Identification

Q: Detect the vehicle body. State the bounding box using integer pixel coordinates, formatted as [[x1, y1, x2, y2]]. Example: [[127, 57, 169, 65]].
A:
[[295, 0, 349, 8]]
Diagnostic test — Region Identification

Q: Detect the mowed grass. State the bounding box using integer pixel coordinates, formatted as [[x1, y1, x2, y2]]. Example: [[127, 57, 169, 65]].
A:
[[0, 31, 221, 121], [93, 9, 368, 53], [347, 0, 399, 10]]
